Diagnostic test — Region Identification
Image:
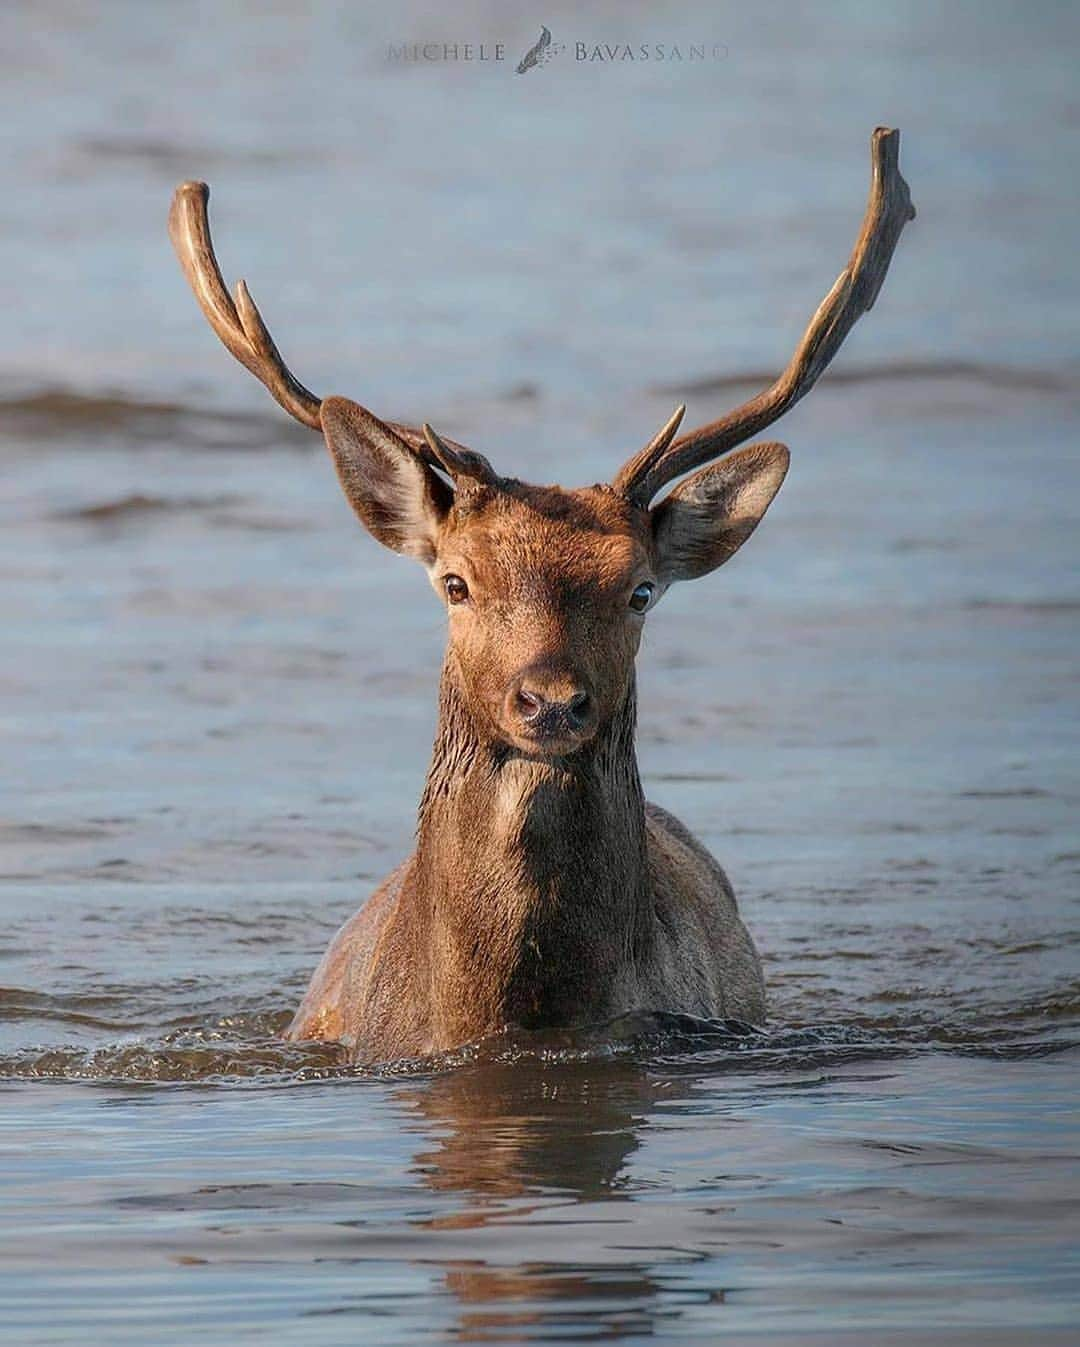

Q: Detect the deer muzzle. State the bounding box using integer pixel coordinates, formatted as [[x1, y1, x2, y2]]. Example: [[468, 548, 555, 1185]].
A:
[[504, 663, 597, 754]]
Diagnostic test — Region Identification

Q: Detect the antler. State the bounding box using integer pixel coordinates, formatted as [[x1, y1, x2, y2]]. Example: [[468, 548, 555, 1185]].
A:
[[168, 181, 482, 478], [422, 424, 499, 487], [612, 127, 916, 505], [168, 181, 324, 430]]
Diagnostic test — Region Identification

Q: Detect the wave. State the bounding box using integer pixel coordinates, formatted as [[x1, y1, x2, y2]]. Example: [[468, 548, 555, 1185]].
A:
[[3, 357, 1074, 455], [656, 359, 1079, 397], [0, 387, 312, 450], [3, 1011, 1074, 1088]]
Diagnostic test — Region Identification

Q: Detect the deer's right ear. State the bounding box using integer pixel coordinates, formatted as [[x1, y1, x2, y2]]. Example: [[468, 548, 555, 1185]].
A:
[[320, 397, 452, 563]]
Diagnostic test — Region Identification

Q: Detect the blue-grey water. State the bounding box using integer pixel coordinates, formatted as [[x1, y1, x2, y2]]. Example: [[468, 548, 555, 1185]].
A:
[[2, 2, 1078, 1342]]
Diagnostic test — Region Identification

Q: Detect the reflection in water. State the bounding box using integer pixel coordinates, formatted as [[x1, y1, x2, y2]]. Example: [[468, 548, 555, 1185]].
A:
[[399, 1059, 669, 1339], [439, 1266, 663, 1344], [406, 1058, 651, 1199]]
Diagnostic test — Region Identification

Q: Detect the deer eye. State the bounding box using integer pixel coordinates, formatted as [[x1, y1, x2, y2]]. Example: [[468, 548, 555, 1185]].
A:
[[444, 575, 469, 605], [629, 582, 655, 614]]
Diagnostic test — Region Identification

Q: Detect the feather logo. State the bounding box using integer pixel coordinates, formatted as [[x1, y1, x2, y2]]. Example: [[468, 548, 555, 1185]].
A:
[[516, 25, 561, 74]]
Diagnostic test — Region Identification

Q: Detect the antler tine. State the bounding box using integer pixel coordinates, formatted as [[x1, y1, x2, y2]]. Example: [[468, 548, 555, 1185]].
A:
[[613, 127, 916, 505], [168, 180, 323, 430], [639, 403, 686, 462], [422, 423, 499, 487]]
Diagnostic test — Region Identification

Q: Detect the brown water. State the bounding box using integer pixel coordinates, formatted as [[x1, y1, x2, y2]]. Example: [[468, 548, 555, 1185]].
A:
[[2, 3, 1079, 1342]]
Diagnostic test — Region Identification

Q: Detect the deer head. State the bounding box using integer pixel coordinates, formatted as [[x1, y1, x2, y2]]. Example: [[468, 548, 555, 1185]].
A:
[[169, 129, 913, 759]]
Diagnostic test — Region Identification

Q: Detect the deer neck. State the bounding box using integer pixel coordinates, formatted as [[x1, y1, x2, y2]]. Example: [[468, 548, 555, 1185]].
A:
[[413, 658, 651, 1046]]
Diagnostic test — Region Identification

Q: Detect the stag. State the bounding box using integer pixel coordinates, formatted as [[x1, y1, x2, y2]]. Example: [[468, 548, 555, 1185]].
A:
[[169, 129, 914, 1064]]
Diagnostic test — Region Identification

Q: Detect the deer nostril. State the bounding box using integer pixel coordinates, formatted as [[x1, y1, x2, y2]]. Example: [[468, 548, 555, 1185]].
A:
[[567, 690, 590, 723], [516, 688, 544, 721]]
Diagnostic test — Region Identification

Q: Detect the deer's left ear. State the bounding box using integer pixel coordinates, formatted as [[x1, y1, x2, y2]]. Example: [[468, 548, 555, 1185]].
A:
[[651, 441, 789, 583]]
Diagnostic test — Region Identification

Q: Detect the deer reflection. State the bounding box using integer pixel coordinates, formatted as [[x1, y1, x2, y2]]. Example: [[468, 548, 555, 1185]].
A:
[[404, 1056, 658, 1204], [441, 1264, 657, 1343], [394, 1056, 667, 1339]]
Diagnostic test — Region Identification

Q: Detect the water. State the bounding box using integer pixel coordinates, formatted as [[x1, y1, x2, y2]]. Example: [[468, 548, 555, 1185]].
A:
[[2, 2, 1079, 1342]]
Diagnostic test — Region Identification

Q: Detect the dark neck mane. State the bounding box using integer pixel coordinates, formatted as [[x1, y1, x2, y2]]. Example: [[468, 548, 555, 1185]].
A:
[[412, 658, 651, 1045]]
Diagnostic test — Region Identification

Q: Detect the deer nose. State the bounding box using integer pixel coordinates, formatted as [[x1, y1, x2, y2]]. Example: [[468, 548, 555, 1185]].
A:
[[515, 686, 590, 724], [508, 667, 595, 742]]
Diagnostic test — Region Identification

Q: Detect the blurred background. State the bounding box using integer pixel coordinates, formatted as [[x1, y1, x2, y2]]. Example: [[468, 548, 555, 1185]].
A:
[[1, 3, 1078, 1344]]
